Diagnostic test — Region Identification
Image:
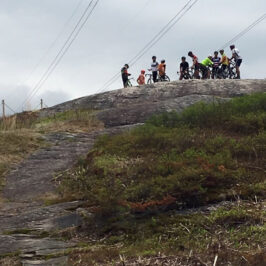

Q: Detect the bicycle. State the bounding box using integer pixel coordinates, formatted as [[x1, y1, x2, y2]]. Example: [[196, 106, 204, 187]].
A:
[[145, 73, 154, 84], [158, 74, 170, 82], [125, 77, 134, 87], [177, 70, 193, 80], [228, 61, 237, 79]]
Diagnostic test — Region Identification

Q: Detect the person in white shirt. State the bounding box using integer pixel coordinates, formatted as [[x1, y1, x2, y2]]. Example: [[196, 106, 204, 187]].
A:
[[149, 56, 159, 83], [230, 45, 242, 79]]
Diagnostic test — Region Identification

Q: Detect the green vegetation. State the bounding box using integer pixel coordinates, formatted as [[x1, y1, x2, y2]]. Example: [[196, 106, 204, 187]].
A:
[[60, 93, 266, 213], [58, 93, 265, 263]]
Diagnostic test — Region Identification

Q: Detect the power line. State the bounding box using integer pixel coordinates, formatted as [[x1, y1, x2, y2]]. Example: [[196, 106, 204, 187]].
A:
[[18, 0, 85, 88], [5, 103, 17, 114], [99, 0, 196, 92], [220, 13, 266, 50], [98, 0, 199, 93], [27, 0, 100, 103], [20, 0, 98, 110]]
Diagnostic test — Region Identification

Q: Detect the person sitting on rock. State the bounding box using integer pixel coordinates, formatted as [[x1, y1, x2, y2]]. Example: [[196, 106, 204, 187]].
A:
[[121, 64, 131, 88], [137, 70, 146, 85]]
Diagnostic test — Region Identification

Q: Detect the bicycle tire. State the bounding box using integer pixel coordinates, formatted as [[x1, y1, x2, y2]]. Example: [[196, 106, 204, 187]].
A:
[[127, 80, 132, 87], [165, 75, 170, 82]]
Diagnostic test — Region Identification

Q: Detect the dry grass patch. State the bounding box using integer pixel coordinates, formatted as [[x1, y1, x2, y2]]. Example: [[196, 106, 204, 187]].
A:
[[0, 129, 44, 190]]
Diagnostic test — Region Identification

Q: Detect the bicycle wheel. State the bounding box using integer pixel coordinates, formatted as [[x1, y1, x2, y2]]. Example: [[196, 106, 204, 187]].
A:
[[229, 68, 237, 79], [127, 80, 132, 87], [165, 75, 170, 82]]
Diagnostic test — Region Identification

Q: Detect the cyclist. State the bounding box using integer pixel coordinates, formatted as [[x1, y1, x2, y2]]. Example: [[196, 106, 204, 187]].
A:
[[149, 56, 159, 83], [200, 55, 213, 79], [121, 64, 131, 88], [158, 59, 166, 80], [211, 51, 221, 79], [230, 45, 242, 79], [219, 49, 229, 77], [188, 51, 200, 79], [179, 56, 189, 80], [137, 70, 146, 85]]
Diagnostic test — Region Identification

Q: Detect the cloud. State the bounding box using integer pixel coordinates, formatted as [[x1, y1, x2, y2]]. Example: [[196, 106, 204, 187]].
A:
[[0, 0, 265, 105], [0, 83, 70, 115]]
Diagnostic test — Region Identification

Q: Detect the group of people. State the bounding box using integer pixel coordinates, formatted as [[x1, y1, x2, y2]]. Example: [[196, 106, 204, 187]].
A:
[[183, 44, 242, 80], [121, 44, 242, 88]]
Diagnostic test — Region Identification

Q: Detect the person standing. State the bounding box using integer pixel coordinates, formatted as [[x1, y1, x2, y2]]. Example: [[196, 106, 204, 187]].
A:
[[230, 44, 242, 79], [212, 51, 221, 79], [200, 55, 213, 79], [158, 59, 166, 80], [149, 56, 159, 83], [121, 64, 131, 88], [188, 51, 200, 79], [179, 56, 189, 80], [219, 49, 229, 75]]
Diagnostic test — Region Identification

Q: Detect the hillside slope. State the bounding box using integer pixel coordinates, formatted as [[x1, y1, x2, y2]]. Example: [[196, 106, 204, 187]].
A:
[[0, 80, 265, 265]]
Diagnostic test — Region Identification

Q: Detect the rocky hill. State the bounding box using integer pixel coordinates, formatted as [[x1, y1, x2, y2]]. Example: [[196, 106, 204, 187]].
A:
[[40, 79, 266, 126], [0, 79, 265, 266]]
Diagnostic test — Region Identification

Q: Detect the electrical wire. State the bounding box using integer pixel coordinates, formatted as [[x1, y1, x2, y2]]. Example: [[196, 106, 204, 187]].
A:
[[20, 0, 98, 110], [18, 0, 85, 88], [28, 0, 100, 103], [5, 103, 17, 114], [98, 0, 199, 93], [220, 13, 266, 50]]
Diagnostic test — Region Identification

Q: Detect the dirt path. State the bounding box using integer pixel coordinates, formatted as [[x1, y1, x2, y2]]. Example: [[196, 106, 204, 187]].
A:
[[0, 125, 136, 265]]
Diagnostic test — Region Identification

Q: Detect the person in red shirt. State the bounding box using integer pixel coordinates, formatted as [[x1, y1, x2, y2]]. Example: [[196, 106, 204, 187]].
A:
[[137, 70, 146, 85], [188, 51, 200, 79]]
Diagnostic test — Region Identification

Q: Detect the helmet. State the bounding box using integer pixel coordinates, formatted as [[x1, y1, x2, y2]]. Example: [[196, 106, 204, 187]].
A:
[[141, 70, 145, 74], [214, 51, 218, 54], [181, 56, 186, 60], [161, 59, 165, 63], [152, 56, 156, 59], [230, 44, 235, 49], [219, 49, 224, 53], [125, 64, 129, 68], [208, 54, 212, 58], [188, 51, 193, 56]]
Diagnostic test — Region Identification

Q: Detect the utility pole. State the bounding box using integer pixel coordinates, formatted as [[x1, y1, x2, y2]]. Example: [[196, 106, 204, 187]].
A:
[[40, 99, 43, 109], [1, 100, 5, 119]]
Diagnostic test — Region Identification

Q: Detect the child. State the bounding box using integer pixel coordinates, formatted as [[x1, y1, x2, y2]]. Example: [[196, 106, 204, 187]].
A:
[[137, 70, 146, 85]]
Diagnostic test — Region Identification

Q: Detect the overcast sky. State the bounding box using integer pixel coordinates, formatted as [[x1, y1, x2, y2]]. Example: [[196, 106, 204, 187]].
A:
[[0, 0, 265, 113]]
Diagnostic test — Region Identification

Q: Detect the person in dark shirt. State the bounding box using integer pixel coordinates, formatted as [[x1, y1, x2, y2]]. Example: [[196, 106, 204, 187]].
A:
[[179, 56, 189, 80], [121, 64, 131, 88]]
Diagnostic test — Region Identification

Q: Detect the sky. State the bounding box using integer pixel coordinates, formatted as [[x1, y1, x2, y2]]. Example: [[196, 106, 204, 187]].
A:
[[0, 0, 265, 114]]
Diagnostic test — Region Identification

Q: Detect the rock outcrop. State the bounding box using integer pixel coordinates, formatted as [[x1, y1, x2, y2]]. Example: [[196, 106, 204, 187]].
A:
[[40, 79, 266, 126]]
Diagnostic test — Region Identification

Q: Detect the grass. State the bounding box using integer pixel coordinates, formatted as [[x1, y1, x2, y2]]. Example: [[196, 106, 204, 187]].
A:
[[0, 109, 102, 190], [0, 129, 44, 192], [57, 93, 266, 264]]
